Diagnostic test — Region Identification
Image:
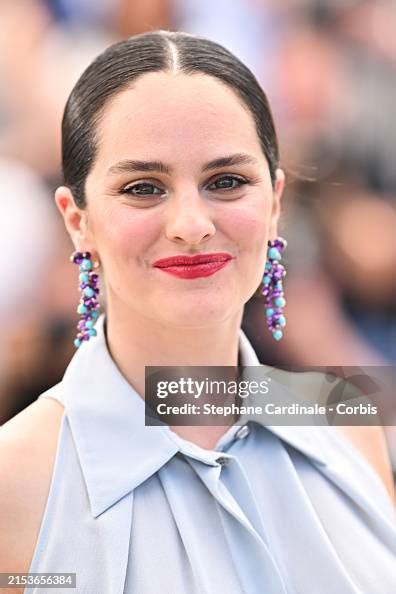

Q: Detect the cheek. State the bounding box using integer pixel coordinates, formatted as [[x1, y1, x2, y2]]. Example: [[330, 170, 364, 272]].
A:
[[94, 204, 160, 258], [219, 201, 270, 250]]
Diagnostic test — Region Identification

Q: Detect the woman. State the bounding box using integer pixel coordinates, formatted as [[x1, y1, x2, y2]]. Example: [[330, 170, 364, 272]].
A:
[[1, 31, 395, 594]]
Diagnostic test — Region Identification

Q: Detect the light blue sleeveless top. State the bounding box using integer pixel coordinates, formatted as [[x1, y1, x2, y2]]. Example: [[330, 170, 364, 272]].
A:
[[25, 315, 395, 593]]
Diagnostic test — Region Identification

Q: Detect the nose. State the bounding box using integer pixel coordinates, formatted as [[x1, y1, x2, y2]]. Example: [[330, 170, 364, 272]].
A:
[[164, 189, 216, 246]]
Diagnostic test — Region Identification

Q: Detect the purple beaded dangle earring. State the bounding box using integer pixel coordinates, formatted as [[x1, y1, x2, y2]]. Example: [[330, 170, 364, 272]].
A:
[[261, 237, 287, 341], [70, 251, 100, 348]]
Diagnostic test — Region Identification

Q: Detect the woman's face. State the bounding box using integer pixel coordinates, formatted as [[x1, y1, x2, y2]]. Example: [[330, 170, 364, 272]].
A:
[[58, 71, 284, 328]]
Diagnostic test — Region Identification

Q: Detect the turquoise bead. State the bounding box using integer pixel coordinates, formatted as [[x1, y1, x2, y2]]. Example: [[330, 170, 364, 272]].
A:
[[263, 275, 271, 285], [272, 329, 283, 341], [268, 247, 281, 260], [77, 304, 88, 314], [276, 281, 282, 289], [266, 308, 274, 317], [265, 262, 272, 271], [278, 315, 286, 327], [79, 272, 89, 283], [80, 259, 93, 271], [91, 310, 99, 320], [84, 287, 95, 298], [85, 320, 94, 329], [74, 338, 82, 348], [88, 328, 97, 337], [274, 297, 286, 307]]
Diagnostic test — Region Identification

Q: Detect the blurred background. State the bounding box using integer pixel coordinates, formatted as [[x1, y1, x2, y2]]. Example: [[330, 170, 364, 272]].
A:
[[0, 0, 395, 468]]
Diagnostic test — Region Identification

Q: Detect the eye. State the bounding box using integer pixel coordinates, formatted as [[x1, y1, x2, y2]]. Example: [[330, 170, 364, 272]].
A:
[[207, 175, 249, 191], [120, 181, 165, 197], [119, 174, 250, 199]]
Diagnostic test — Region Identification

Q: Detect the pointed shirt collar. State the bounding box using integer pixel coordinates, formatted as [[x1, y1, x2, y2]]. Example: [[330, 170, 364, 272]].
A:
[[56, 315, 329, 517]]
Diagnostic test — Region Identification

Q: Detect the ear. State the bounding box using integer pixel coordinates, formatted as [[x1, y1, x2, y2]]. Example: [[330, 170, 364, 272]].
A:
[[54, 186, 93, 251], [268, 168, 285, 240]]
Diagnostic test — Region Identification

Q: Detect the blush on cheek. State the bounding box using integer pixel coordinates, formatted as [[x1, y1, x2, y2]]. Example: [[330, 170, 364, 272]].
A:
[[221, 207, 269, 244], [104, 207, 160, 248]]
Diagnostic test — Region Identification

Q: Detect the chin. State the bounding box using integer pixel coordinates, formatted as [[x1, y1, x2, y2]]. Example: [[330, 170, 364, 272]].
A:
[[157, 296, 236, 328]]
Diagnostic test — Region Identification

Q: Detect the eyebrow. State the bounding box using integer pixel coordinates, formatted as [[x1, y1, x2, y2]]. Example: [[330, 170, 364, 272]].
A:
[[106, 153, 259, 176]]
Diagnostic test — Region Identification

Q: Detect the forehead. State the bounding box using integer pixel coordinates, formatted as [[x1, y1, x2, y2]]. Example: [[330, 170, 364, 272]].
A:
[[93, 72, 264, 167]]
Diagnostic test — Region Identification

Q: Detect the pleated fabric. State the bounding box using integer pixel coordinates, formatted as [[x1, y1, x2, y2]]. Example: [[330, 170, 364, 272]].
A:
[[25, 316, 396, 594]]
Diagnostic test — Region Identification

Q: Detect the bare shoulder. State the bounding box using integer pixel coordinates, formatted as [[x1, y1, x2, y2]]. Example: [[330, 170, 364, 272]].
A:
[[336, 424, 395, 503], [0, 397, 65, 579]]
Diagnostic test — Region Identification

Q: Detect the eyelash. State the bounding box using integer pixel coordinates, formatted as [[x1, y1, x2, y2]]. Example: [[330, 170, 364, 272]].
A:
[[119, 175, 250, 198]]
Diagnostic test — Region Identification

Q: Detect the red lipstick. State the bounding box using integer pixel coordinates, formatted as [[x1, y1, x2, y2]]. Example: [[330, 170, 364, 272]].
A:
[[153, 253, 233, 279]]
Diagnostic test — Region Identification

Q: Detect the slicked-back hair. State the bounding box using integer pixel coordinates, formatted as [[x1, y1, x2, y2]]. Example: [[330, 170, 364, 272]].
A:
[[62, 30, 280, 208]]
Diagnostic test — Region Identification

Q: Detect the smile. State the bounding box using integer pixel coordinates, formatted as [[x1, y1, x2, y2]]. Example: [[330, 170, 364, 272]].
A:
[[153, 253, 233, 279], [155, 260, 231, 279]]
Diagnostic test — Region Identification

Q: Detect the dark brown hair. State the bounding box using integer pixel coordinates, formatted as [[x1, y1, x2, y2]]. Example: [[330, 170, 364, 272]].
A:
[[61, 30, 280, 207]]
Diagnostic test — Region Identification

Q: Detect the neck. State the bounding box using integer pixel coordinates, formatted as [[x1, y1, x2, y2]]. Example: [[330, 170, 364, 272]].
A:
[[103, 301, 244, 450], [105, 302, 243, 387]]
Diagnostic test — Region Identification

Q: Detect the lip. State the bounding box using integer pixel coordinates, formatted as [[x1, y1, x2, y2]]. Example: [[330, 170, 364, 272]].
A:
[[153, 252, 233, 267], [153, 252, 233, 279]]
